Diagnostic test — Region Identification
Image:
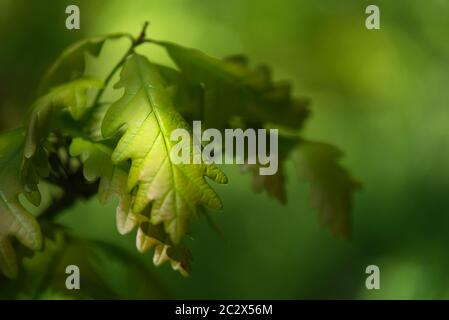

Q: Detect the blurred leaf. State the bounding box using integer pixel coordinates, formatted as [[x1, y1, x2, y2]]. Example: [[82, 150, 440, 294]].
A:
[[83, 103, 112, 141], [243, 136, 298, 204], [0, 129, 42, 278], [38, 33, 131, 94], [22, 78, 102, 195], [68, 136, 141, 236], [25, 78, 103, 159], [292, 140, 361, 238], [243, 162, 288, 204], [69, 138, 129, 206], [21, 233, 117, 300], [90, 239, 172, 299], [154, 41, 310, 130], [155, 63, 205, 122]]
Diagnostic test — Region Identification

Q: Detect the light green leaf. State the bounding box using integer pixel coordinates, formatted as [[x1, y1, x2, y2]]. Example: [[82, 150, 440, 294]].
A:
[[24, 78, 103, 160], [102, 54, 227, 243], [69, 138, 127, 203], [0, 129, 42, 278], [70, 137, 137, 241], [69, 138, 135, 235], [70, 137, 191, 275], [292, 140, 361, 238], [39, 33, 131, 94], [21, 78, 102, 199]]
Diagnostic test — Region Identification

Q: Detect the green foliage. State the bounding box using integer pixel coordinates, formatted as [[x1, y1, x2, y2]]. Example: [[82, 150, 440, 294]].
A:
[[0, 24, 359, 286], [21, 78, 102, 202], [25, 78, 103, 158], [292, 140, 361, 237], [154, 41, 309, 131], [102, 54, 228, 244], [0, 129, 42, 278], [69, 137, 130, 216], [69, 137, 192, 275], [38, 34, 130, 94], [0, 230, 170, 299]]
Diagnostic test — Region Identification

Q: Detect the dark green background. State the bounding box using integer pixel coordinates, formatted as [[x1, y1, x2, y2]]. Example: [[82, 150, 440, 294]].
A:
[[1, 0, 449, 299]]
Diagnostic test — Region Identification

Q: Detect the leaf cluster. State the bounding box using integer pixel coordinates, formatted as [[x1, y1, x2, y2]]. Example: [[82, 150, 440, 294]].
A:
[[0, 25, 359, 281]]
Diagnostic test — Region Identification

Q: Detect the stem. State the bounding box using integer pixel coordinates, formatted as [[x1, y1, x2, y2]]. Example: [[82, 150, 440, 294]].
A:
[[38, 186, 98, 222], [38, 165, 99, 222], [90, 22, 150, 110], [38, 22, 151, 222]]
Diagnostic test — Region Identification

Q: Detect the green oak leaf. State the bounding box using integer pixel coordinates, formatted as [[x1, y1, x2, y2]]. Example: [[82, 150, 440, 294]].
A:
[[243, 162, 288, 204], [0, 129, 42, 278], [25, 78, 103, 159], [70, 137, 146, 237], [155, 64, 205, 123], [243, 135, 298, 204], [102, 54, 228, 244], [22, 233, 117, 300], [292, 140, 361, 238], [39, 33, 131, 94], [22, 78, 102, 195], [244, 135, 359, 238], [70, 137, 192, 275], [83, 103, 112, 141], [154, 41, 310, 130], [69, 138, 133, 230], [136, 221, 191, 276]]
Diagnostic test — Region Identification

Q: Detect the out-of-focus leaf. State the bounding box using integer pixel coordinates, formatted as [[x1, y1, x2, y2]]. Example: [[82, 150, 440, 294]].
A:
[[243, 163, 288, 204], [70, 137, 137, 235], [25, 78, 103, 159], [22, 78, 102, 195], [19, 232, 117, 300], [154, 41, 310, 130], [155, 63, 205, 122], [292, 140, 361, 238], [243, 136, 298, 204], [0, 129, 42, 278], [83, 103, 112, 141], [89, 239, 172, 298], [38, 33, 131, 94], [70, 137, 191, 276], [101, 54, 228, 244]]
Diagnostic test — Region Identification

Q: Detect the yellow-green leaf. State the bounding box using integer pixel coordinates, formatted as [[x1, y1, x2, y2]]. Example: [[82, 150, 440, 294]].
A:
[[25, 78, 103, 159], [102, 54, 227, 243]]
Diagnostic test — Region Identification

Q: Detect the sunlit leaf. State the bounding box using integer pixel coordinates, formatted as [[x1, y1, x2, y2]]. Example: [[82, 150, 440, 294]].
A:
[[102, 54, 228, 244], [70, 137, 191, 276]]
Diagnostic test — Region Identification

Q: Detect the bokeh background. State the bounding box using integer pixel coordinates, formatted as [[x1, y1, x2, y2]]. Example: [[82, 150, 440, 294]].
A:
[[1, 0, 449, 299]]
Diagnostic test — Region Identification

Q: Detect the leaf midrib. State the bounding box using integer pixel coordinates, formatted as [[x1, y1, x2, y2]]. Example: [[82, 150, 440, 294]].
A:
[[134, 56, 181, 237]]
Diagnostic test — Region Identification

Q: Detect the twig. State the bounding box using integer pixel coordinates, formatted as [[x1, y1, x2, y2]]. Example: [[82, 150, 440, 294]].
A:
[[90, 22, 150, 112], [39, 22, 150, 222]]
